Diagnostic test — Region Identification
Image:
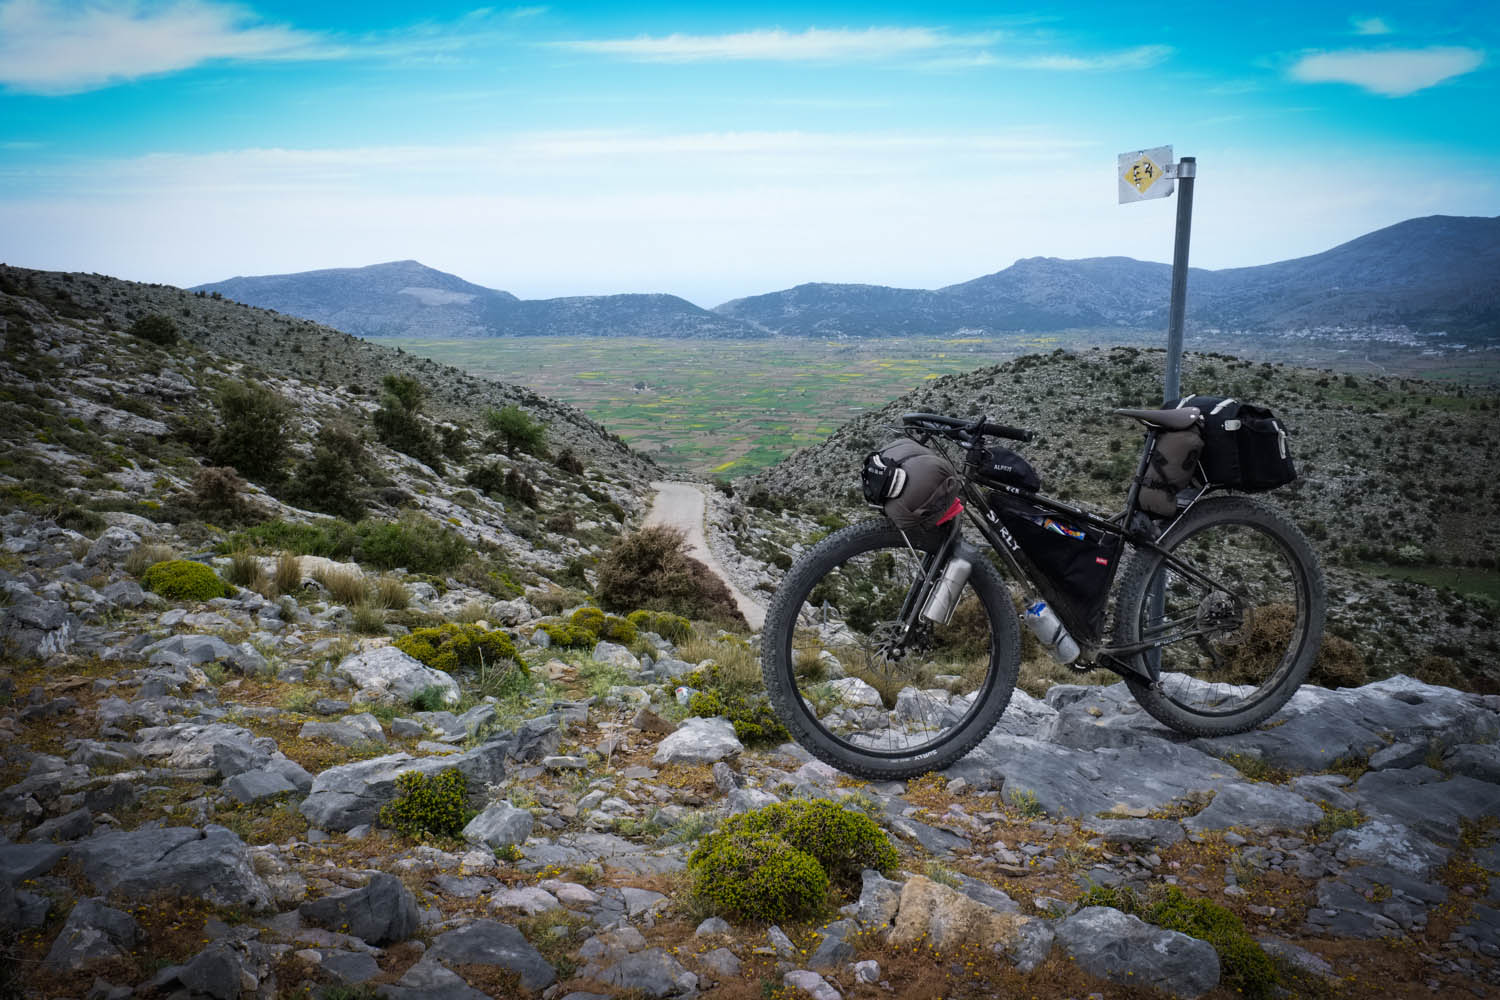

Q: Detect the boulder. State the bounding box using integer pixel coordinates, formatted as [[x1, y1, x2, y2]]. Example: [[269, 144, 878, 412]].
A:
[[856, 869, 903, 931], [782, 970, 840, 1000], [654, 716, 743, 765], [299, 873, 419, 945], [423, 919, 556, 992], [887, 876, 1043, 957], [1055, 906, 1220, 998], [84, 526, 141, 566], [1183, 781, 1324, 833], [42, 898, 140, 971], [299, 736, 515, 831], [136, 722, 277, 774], [225, 769, 298, 805], [464, 801, 534, 851], [593, 948, 698, 998], [592, 641, 641, 671], [336, 645, 459, 705], [70, 825, 273, 911], [1, 599, 80, 658]]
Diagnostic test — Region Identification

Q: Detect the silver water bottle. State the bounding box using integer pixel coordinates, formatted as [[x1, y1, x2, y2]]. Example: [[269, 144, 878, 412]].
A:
[[921, 555, 972, 625], [1024, 600, 1080, 664]]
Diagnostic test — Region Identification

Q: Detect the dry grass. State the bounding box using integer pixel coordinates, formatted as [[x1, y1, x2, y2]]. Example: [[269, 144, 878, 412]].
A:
[[225, 549, 271, 595], [313, 564, 369, 606], [352, 601, 388, 634], [373, 574, 410, 610], [124, 541, 175, 577], [456, 598, 490, 623], [273, 551, 302, 594]]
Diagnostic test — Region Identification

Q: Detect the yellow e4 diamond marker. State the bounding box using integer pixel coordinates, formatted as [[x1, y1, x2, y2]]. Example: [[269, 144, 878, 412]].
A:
[[1116, 145, 1176, 203]]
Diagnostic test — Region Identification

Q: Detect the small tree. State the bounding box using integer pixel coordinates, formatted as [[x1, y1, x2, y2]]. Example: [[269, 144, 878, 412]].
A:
[[373, 373, 444, 472], [129, 313, 178, 345], [285, 424, 370, 521], [209, 381, 290, 484], [485, 405, 545, 458]]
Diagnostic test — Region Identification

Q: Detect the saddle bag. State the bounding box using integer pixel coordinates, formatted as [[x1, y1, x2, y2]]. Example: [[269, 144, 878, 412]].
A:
[[993, 496, 1120, 637], [1173, 395, 1296, 492], [1139, 426, 1204, 518], [861, 440, 962, 530]]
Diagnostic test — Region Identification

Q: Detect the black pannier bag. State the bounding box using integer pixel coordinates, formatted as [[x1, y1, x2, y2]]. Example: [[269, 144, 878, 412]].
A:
[[861, 440, 961, 530], [993, 496, 1121, 637], [970, 445, 1041, 493], [1173, 395, 1296, 492], [1139, 425, 1203, 518]]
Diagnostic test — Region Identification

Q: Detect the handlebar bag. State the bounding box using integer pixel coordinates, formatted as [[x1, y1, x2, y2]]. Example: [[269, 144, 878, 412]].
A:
[[1173, 395, 1296, 492], [861, 439, 961, 530], [971, 445, 1041, 493]]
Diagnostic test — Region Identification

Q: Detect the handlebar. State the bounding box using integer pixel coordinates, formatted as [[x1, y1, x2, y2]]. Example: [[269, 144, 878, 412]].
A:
[[902, 411, 1035, 443]]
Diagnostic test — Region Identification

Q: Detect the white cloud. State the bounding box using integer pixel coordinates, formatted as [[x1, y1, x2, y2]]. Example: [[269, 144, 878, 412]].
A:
[[1000, 44, 1172, 71], [1351, 16, 1393, 36], [554, 26, 995, 62], [0, 0, 328, 95], [1287, 46, 1484, 96]]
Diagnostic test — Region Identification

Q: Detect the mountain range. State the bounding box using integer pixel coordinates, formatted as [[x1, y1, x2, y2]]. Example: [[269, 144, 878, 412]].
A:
[[194, 214, 1500, 340]]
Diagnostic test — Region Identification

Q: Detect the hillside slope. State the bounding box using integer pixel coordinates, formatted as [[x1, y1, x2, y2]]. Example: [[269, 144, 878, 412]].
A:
[[195, 262, 763, 340], [717, 215, 1500, 338]]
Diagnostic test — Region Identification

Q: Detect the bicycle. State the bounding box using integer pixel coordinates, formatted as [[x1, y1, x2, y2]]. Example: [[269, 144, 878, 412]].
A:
[[760, 407, 1326, 779]]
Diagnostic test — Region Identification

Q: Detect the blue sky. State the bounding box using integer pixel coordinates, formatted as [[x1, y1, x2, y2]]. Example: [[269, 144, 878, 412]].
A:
[[1, 1, 1495, 305]]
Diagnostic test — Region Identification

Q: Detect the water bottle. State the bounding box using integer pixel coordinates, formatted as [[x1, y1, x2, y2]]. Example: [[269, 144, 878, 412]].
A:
[[1024, 601, 1080, 665], [921, 555, 972, 625]]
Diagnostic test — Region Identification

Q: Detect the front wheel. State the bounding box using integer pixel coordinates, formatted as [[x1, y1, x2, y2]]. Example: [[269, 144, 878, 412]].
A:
[[761, 519, 1020, 779], [1112, 495, 1325, 736]]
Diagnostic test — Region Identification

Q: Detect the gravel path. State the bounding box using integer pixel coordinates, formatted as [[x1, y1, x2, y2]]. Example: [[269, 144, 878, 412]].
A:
[[644, 480, 766, 630]]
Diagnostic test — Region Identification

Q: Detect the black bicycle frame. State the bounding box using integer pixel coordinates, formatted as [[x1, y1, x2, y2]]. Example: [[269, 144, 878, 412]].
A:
[[900, 424, 1228, 686]]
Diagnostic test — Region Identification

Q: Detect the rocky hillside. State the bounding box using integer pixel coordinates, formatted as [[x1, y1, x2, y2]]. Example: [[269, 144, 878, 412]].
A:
[[193, 262, 763, 340], [2, 502, 1498, 998], [716, 215, 1500, 339], [740, 347, 1500, 691], [2, 263, 1499, 999]]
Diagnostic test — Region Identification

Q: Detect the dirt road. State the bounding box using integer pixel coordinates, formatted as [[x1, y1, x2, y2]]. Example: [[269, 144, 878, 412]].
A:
[[644, 481, 766, 631]]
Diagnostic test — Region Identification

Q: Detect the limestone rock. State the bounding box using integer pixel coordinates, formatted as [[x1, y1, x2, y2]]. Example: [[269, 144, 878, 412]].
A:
[[654, 716, 743, 765], [464, 800, 534, 851], [71, 825, 273, 911], [335, 645, 459, 705], [42, 898, 140, 971], [1055, 906, 1220, 998], [299, 873, 419, 945]]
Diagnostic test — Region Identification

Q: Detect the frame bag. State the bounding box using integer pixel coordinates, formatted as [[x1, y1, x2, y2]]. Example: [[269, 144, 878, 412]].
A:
[[861, 440, 961, 530], [1174, 395, 1296, 492], [993, 496, 1120, 637]]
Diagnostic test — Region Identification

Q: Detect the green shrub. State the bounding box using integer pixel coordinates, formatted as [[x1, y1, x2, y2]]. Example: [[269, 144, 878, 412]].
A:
[[285, 425, 369, 521], [570, 607, 605, 635], [484, 405, 546, 458], [231, 518, 357, 559], [408, 685, 450, 712], [465, 463, 506, 496], [596, 526, 746, 628], [395, 623, 520, 673], [190, 465, 252, 522], [378, 769, 473, 838], [140, 559, 233, 601], [627, 609, 692, 643], [538, 623, 596, 649], [209, 380, 291, 484], [1143, 888, 1277, 999], [687, 688, 788, 746], [355, 512, 470, 573], [601, 615, 636, 644], [715, 799, 898, 884], [688, 833, 828, 923], [129, 313, 178, 345]]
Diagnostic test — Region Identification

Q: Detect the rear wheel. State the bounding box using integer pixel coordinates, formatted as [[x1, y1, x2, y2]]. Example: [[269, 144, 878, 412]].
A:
[[761, 519, 1020, 779], [1112, 495, 1325, 736]]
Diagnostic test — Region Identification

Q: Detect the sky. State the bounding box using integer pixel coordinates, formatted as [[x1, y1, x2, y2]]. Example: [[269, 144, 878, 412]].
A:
[[0, 1, 1496, 306]]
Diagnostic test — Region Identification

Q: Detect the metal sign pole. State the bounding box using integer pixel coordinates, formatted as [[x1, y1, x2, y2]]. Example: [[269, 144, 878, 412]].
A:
[[1162, 156, 1196, 403]]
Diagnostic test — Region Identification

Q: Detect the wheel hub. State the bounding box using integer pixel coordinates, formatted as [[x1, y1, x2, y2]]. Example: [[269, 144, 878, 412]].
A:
[[1197, 591, 1244, 644]]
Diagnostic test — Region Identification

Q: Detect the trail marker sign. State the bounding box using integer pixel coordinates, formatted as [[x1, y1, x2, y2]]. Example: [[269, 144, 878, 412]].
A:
[[1118, 145, 1174, 204]]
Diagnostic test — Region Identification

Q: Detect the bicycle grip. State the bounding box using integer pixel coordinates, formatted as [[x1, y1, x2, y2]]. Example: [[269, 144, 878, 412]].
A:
[[981, 421, 1034, 442]]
